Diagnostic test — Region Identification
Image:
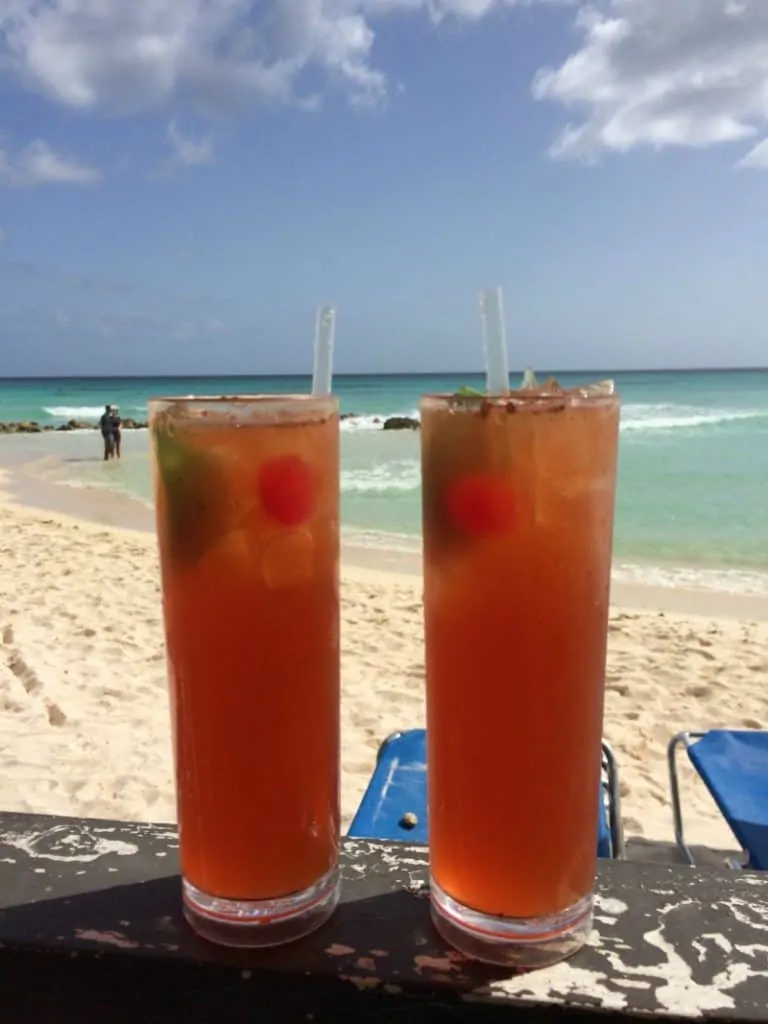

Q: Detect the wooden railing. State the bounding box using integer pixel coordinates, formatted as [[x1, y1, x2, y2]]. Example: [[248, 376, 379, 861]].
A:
[[1, 811, 766, 1022]]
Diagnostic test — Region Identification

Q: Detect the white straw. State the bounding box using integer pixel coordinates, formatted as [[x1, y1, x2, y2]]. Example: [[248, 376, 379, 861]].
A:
[[312, 304, 336, 397], [479, 286, 510, 395]]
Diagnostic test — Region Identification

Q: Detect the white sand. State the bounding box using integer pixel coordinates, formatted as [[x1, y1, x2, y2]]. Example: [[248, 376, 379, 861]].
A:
[[0, 495, 766, 864]]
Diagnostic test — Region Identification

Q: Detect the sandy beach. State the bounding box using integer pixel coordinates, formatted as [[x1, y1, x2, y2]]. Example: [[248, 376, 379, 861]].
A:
[[0, 475, 766, 867]]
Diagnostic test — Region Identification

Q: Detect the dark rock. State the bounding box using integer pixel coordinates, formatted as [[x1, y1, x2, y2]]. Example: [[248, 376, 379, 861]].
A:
[[382, 416, 420, 431], [0, 417, 148, 434], [55, 419, 93, 431], [52, 420, 85, 431]]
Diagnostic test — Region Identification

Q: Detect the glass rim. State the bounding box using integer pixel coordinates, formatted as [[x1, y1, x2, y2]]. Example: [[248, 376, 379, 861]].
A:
[[147, 393, 338, 406], [420, 389, 620, 407]]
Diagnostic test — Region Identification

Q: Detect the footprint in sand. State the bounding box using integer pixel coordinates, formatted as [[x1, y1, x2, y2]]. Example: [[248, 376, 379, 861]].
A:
[[4, 646, 68, 726], [607, 682, 630, 697], [685, 683, 713, 699], [46, 702, 67, 727], [1, 624, 13, 645], [7, 651, 43, 696], [686, 647, 716, 663], [0, 690, 25, 713]]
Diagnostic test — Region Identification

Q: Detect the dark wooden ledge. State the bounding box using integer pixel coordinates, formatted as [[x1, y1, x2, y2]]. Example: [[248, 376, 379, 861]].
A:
[[1, 811, 766, 1022]]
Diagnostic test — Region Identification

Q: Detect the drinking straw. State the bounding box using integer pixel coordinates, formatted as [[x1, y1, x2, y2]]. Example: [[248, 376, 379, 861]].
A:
[[312, 304, 336, 397], [479, 286, 510, 395]]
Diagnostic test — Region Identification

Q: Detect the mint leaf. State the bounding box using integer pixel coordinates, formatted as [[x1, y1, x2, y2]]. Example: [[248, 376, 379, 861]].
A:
[[154, 429, 231, 564]]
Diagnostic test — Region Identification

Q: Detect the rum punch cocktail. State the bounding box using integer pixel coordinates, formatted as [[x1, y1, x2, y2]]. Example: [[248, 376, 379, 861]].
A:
[[421, 382, 620, 967], [149, 395, 340, 948]]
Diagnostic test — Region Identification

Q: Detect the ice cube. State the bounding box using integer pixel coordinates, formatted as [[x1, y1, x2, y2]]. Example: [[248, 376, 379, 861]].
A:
[[206, 527, 253, 567], [577, 379, 615, 397], [261, 529, 315, 590], [509, 377, 615, 401]]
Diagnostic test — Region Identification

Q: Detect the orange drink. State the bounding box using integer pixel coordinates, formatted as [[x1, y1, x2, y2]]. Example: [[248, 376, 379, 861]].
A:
[[149, 395, 340, 948], [421, 382, 620, 967]]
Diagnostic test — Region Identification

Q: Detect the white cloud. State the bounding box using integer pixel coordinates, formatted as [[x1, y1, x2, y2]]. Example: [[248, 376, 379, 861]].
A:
[[0, 138, 102, 187], [167, 120, 214, 167], [738, 137, 768, 168], [0, 0, 564, 116], [534, 0, 768, 164], [6, 0, 765, 172]]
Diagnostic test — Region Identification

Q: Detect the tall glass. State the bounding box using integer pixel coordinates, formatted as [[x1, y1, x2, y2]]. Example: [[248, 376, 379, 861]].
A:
[[149, 395, 340, 948], [421, 384, 620, 968]]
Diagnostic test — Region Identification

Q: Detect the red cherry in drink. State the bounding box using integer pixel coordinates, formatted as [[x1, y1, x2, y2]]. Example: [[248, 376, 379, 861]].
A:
[[258, 455, 316, 526], [445, 475, 517, 536]]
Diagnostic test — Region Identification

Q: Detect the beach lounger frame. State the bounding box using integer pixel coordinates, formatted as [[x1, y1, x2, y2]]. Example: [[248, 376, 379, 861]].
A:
[[668, 731, 708, 867], [600, 740, 625, 860], [668, 729, 768, 870], [349, 729, 625, 860]]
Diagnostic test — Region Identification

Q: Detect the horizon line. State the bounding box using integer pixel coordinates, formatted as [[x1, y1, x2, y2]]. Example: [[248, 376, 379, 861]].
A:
[[2, 366, 768, 381]]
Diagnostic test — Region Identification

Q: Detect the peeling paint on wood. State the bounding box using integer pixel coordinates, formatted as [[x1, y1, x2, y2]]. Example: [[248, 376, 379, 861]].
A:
[[0, 823, 139, 863], [325, 944, 355, 957], [1, 810, 767, 1022], [74, 929, 140, 950]]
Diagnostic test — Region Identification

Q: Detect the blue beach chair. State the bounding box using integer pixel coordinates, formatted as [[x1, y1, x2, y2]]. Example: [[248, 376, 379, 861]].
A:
[[668, 729, 768, 870], [348, 728, 624, 859]]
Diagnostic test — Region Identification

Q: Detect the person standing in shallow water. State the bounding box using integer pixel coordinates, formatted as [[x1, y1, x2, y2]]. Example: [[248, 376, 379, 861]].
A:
[[100, 404, 114, 461], [110, 406, 122, 460]]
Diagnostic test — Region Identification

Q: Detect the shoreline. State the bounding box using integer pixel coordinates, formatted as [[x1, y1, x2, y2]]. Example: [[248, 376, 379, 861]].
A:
[[3, 455, 768, 622], [2, 426, 768, 602], [0, 412, 421, 435]]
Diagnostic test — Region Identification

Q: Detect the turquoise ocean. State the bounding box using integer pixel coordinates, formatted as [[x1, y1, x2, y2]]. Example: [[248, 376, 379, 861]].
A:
[[1, 371, 767, 592]]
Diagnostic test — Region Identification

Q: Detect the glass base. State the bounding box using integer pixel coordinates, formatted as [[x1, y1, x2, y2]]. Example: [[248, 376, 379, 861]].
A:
[[182, 866, 340, 949], [430, 877, 592, 969]]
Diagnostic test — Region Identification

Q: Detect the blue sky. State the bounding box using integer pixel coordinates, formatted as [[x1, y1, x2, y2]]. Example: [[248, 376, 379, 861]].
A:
[[2, 0, 768, 376]]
